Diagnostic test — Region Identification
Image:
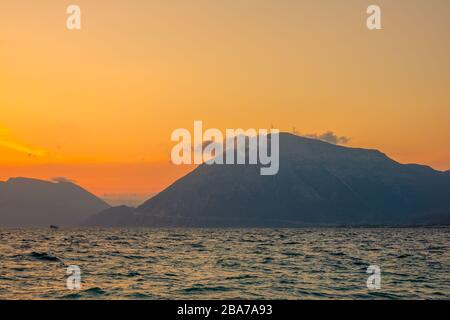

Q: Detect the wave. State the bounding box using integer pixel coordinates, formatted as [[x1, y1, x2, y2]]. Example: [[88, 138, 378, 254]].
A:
[[28, 252, 63, 263]]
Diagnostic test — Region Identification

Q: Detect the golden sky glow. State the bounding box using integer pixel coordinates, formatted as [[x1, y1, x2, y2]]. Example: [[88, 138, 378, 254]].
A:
[[1, 0, 450, 197]]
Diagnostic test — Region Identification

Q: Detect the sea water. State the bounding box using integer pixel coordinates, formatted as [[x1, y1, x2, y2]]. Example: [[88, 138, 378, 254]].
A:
[[0, 228, 449, 299]]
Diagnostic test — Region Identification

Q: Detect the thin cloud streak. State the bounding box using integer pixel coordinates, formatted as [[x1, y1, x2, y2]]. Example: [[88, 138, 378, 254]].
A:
[[0, 123, 48, 157], [0, 139, 48, 157]]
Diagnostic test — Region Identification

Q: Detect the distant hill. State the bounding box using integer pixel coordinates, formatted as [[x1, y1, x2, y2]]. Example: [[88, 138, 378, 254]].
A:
[[83, 205, 138, 227], [86, 133, 450, 227], [0, 177, 110, 227]]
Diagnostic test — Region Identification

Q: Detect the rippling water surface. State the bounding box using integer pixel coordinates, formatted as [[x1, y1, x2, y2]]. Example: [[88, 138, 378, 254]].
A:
[[0, 228, 449, 299]]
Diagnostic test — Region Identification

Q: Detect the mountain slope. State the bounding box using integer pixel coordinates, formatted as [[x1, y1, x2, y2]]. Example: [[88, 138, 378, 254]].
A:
[[83, 205, 138, 227], [0, 177, 110, 227], [87, 133, 450, 227]]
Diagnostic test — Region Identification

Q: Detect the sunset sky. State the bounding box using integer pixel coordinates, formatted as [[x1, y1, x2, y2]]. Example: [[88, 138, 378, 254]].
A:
[[1, 0, 450, 199]]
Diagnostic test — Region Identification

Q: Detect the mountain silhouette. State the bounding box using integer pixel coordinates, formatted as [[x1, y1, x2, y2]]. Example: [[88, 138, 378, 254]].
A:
[[86, 133, 450, 227], [83, 205, 138, 227], [0, 177, 109, 227]]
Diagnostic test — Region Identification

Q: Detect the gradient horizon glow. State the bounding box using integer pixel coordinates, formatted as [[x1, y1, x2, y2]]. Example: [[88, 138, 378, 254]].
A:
[[1, 0, 450, 198]]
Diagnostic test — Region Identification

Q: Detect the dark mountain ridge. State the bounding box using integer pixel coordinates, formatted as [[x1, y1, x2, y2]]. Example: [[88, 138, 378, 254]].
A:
[[85, 133, 450, 227], [0, 177, 109, 227]]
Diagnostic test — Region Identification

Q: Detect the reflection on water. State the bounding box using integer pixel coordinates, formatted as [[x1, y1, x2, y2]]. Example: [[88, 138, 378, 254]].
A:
[[0, 228, 449, 299]]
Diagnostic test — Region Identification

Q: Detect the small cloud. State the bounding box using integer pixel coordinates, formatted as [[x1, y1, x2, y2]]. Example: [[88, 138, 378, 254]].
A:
[[303, 131, 350, 145], [51, 177, 76, 184]]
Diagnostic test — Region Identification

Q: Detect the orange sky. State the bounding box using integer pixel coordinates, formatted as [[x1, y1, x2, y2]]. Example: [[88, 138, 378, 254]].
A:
[[1, 0, 450, 198]]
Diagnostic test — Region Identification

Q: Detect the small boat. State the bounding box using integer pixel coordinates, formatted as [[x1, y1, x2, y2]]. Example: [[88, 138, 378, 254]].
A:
[[49, 225, 59, 230]]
